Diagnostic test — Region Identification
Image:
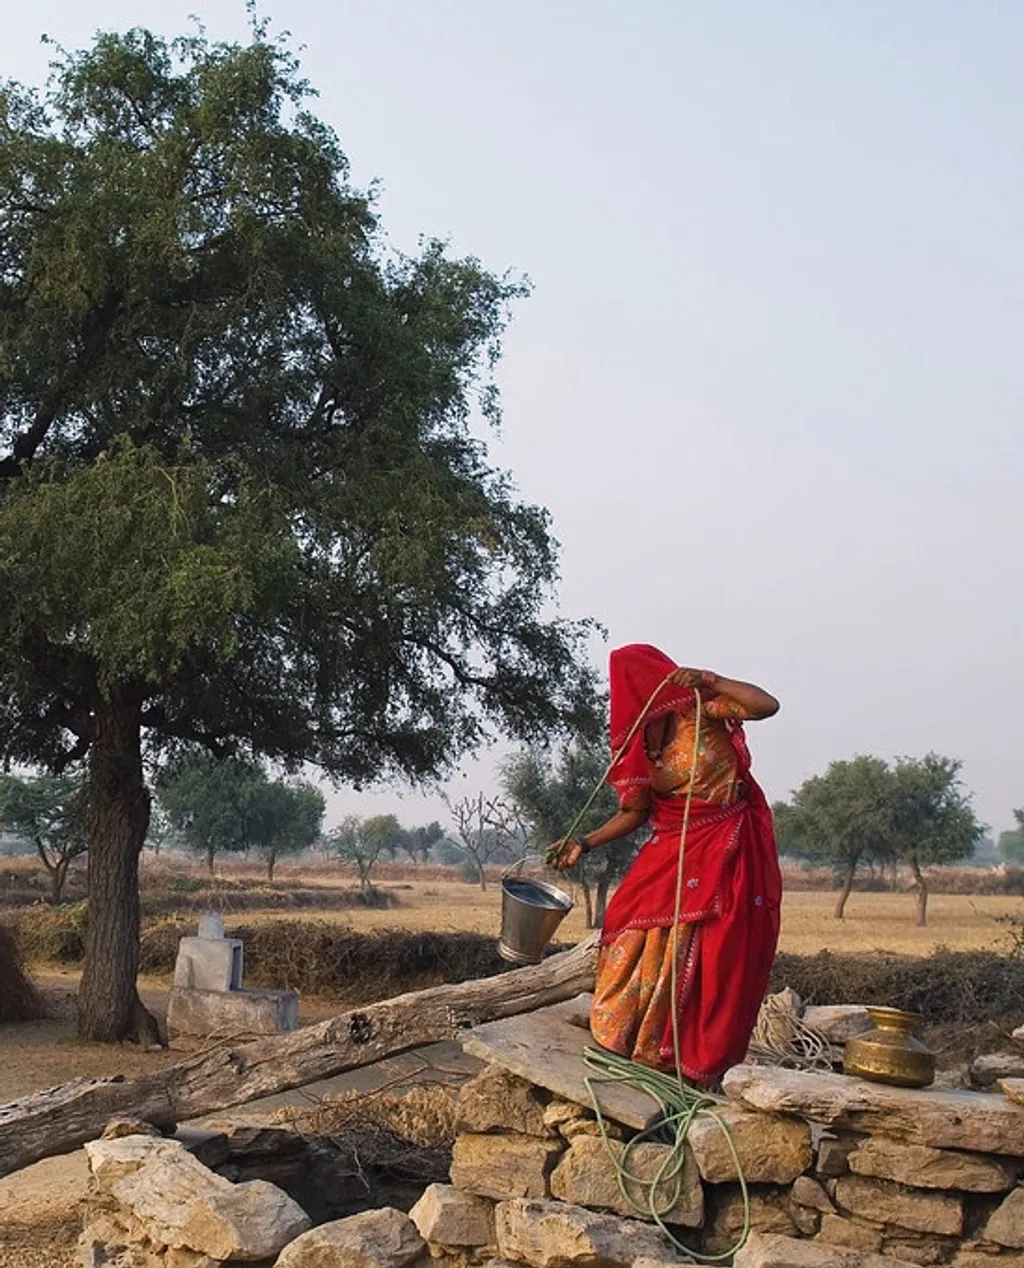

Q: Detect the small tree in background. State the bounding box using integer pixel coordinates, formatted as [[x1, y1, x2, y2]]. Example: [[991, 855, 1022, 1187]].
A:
[[889, 754, 983, 926], [246, 779, 326, 882], [503, 741, 644, 928], [156, 753, 261, 876], [330, 814, 403, 891], [402, 821, 444, 865], [444, 793, 525, 890], [0, 772, 87, 903], [998, 810, 1024, 864], [774, 756, 896, 919]]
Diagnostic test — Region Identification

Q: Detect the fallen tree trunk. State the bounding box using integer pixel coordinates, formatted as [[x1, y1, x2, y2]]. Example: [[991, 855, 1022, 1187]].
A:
[[0, 935, 597, 1177]]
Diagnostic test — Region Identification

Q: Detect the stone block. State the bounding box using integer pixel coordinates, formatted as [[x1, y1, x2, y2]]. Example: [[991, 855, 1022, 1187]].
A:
[[84, 1133, 310, 1261], [818, 1136, 863, 1178], [793, 1176, 836, 1213], [972, 1055, 1024, 1088], [834, 1176, 962, 1238], [456, 1065, 550, 1137], [819, 1215, 884, 1253], [791, 1206, 822, 1237], [450, 1133, 563, 1202], [688, 1105, 812, 1184], [848, 1139, 1017, 1193], [736, 1231, 919, 1268], [101, 1119, 163, 1141], [881, 1234, 956, 1267], [167, 986, 298, 1037], [276, 1208, 424, 1268], [704, 1187, 797, 1252], [1002, 1081, 1024, 1109], [410, 1183, 495, 1247], [955, 1251, 1024, 1268], [724, 1066, 1024, 1157], [549, 1135, 702, 1228], [494, 1197, 683, 1268], [802, 1007, 874, 1044], [173, 934, 243, 992], [982, 1189, 1024, 1249]]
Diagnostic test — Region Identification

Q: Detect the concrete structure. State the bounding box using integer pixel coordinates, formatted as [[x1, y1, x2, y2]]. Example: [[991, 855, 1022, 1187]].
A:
[[167, 911, 298, 1038]]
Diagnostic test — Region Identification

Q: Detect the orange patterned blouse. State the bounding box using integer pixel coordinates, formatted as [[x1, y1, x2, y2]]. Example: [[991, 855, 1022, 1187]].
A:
[[620, 694, 754, 813]]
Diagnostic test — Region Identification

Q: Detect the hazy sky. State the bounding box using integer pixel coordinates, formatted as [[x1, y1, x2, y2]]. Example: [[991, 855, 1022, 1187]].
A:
[[4, 2, 1022, 835]]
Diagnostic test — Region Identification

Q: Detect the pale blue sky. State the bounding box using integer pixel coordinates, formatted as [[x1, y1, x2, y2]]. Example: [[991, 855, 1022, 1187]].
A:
[[4, 2, 1022, 835]]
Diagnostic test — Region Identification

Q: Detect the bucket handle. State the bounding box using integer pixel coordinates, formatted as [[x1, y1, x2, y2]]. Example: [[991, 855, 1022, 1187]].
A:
[[501, 853, 544, 880]]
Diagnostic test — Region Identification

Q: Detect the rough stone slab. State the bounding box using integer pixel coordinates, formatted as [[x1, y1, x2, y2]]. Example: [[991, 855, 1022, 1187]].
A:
[[450, 1133, 563, 1202], [459, 995, 661, 1131], [1000, 1080, 1024, 1108], [972, 1054, 1024, 1088], [735, 1231, 918, 1268], [834, 1176, 962, 1237], [687, 1104, 812, 1184], [85, 1134, 310, 1260], [276, 1208, 424, 1268], [549, 1135, 702, 1228], [848, 1138, 1018, 1193], [793, 1176, 836, 1213], [881, 1233, 957, 1267], [705, 1189, 797, 1250], [167, 986, 298, 1037], [494, 1197, 683, 1268], [954, 1251, 1024, 1268], [724, 1065, 1024, 1156], [982, 1189, 1024, 1249], [817, 1136, 863, 1178], [409, 1183, 495, 1247], [802, 1007, 874, 1044], [171, 1127, 230, 1169], [456, 1065, 550, 1137], [819, 1215, 884, 1253]]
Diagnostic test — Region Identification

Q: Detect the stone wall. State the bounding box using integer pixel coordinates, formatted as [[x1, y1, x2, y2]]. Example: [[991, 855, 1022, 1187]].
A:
[[78, 1035, 1024, 1268]]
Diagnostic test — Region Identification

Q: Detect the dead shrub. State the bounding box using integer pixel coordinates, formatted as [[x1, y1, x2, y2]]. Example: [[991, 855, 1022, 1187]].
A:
[[0, 925, 46, 1021], [771, 947, 1024, 1027], [8, 902, 88, 963]]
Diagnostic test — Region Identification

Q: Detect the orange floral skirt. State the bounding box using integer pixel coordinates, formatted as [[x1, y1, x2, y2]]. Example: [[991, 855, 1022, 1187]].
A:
[[589, 924, 693, 1071]]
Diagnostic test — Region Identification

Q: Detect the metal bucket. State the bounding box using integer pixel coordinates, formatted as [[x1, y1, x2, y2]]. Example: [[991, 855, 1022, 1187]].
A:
[[498, 858, 573, 965]]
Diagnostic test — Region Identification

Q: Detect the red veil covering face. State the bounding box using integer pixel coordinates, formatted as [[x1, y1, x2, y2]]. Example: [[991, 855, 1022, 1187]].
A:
[[597, 644, 781, 1084]]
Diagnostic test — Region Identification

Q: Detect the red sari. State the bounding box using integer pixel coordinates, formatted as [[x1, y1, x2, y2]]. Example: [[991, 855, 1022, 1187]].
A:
[[589, 645, 781, 1084]]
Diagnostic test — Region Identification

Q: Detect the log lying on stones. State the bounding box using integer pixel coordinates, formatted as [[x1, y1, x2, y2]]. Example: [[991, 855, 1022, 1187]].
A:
[[0, 934, 598, 1178]]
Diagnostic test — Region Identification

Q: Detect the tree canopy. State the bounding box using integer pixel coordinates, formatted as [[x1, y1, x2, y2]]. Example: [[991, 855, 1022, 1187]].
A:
[[0, 26, 596, 1039], [0, 771, 86, 902], [774, 753, 982, 923]]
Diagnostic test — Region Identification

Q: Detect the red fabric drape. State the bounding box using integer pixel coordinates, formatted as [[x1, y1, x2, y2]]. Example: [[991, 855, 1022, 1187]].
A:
[[600, 644, 782, 1084]]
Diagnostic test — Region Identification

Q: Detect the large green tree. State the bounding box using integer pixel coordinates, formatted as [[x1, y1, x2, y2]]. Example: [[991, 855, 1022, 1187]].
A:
[[0, 27, 595, 1040], [245, 777, 325, 881]]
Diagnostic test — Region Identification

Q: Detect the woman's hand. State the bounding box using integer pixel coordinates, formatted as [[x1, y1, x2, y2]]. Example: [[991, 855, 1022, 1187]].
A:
[[670, 667, 719, 690], [546, 839, 585, 871]]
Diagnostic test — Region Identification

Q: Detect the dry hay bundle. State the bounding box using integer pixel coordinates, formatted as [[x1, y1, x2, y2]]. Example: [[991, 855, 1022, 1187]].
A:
[[0, 924, 46, 1022]]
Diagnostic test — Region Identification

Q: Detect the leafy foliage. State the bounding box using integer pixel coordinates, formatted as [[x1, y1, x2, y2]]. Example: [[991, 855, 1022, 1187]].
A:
[[0, 26, 596, 1036], [329, 813, 405, 890], [156, 751, 262, 874], [774, 753, 983, 923], [0, 770, 87, 901]]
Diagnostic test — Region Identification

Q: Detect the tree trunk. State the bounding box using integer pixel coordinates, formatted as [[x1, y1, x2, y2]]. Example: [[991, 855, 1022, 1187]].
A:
[[477, 857, 487, 891], [0, 933, 599, 1177], [52, 858, 67, 905], [77, 692, 151, 1042], [910, 853, 928, 926], [834, 857, 858, 919], [595, 872, 612, 927], [205, 843, 215, 877], [578, 876, 594, 929], [267, 852, 276, 883]]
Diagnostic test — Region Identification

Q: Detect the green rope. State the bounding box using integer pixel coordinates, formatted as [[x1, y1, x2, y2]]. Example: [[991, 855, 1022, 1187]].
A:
[[581, 1046, 750, 1261]]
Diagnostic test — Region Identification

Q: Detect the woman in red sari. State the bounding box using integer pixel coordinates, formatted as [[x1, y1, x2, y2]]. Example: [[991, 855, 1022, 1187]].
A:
[[549, 644, 781, 1086]]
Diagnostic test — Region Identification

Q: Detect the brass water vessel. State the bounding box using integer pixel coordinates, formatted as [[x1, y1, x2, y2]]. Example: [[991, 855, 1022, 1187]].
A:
[[842, 1006, 935, 1088]]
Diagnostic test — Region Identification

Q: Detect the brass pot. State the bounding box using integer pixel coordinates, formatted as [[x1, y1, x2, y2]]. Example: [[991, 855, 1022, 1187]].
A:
[[842, 1006, 935, 1088]]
